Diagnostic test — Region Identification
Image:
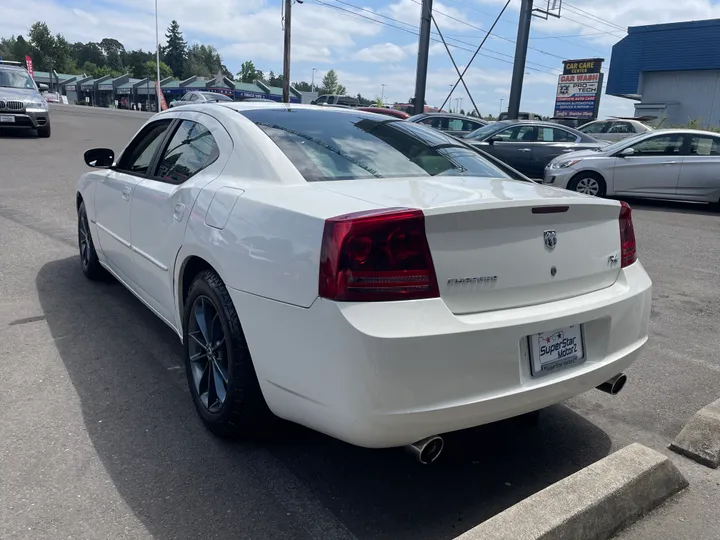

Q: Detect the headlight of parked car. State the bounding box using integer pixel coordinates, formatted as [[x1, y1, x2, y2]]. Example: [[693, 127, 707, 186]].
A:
[[549, 158, 582, 169], [26, 99, 48, 110]]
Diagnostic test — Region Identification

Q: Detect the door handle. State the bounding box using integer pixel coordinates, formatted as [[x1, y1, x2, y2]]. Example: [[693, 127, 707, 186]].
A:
[[173, 203, 186, 221], [121, 186, 132, 201], [663, 161, 678, 165], [518, 148, 532, 152]]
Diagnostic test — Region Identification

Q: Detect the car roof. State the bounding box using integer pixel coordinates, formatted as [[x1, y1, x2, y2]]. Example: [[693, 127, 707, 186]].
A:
[[0, 63, 28, 72], [410, 112, 480, 120]]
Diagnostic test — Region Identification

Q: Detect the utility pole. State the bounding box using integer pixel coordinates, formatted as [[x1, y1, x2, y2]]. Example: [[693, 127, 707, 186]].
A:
[[381, 83, 386, 103], [282, 0, 292, 103], [413, 0, 433, 115], [507, 0, 533, 120]]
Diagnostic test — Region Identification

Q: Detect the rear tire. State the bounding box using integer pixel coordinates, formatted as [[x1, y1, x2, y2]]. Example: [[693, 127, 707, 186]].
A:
[[183, 269, 276, 439], [567, 172, 606, 197], [37, 124, 51, 138], [78, 201, 107, 281]]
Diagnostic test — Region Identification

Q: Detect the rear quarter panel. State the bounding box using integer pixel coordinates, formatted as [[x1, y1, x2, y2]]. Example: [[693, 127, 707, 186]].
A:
[[180, 184, 383, 309]]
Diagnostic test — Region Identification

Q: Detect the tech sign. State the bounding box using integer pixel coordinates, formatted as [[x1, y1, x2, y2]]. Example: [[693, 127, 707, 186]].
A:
[[553, 58, 604, 120]]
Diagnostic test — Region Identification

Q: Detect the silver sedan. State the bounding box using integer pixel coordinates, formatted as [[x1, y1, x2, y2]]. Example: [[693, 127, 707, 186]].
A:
[[544, 129, 720, 205]]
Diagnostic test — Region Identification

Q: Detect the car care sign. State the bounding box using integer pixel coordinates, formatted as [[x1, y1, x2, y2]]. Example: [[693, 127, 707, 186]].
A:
[[554, 58, 604, 119], [25, 55, 34, 78]]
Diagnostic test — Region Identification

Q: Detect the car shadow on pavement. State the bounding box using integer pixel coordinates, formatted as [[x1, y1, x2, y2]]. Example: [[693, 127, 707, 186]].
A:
[[0, 128, 39, 139], [37, 257, 613, 540], [616, 196, 719, 216]]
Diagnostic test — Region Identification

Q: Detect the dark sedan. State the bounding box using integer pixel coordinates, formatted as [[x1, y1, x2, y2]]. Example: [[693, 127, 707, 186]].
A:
[[463, 120, 608, 178], [408, 112, 488, 137]]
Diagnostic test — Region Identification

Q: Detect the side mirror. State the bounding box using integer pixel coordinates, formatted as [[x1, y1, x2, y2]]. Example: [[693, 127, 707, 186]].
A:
[[84, 148, 115, 168], [487, 136, 500, 145], [38, 83, 49, 91], [620, 147, 635, 157]]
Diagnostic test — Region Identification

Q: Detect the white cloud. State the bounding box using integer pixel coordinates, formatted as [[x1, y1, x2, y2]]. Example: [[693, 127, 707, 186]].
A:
[[354, 42, 407, 63]]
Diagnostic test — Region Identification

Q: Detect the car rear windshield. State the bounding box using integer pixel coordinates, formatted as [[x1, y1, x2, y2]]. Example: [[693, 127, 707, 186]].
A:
[[239, 108, 510, 182]]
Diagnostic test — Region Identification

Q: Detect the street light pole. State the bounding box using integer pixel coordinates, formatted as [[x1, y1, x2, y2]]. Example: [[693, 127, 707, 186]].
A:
[[154, 0, 161, 112], [381, 83, 386, 103], [311, 67, 317, 92], [499, 97, 504, 116]]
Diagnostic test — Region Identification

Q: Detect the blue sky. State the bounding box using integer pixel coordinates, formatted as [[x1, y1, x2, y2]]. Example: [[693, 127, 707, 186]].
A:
[[4, 0, 720, 117]]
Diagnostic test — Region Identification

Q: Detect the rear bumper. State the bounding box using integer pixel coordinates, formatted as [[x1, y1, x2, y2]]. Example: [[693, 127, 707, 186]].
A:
[[0, 110, 49, 129], [231, 262, 652, 448]]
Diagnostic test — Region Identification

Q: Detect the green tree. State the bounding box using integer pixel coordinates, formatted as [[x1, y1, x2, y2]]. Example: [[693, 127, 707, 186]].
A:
[[355, 93, 373, 106], [82, 61, 98, 75], [162, 20, 187, 77], [319, 69, 346, 95], [126, 49, 154, 78], [237, 60, 263, 83], [100, 38, 126, 71], [142, 60, 172, 79], [292, 80, 312, 92], [28, 22, 55, 70]]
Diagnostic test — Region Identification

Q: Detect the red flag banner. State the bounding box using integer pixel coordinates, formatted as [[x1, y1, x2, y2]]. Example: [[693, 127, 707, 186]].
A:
[[25, 55, 34, 78], [155, 80, 168, 111]]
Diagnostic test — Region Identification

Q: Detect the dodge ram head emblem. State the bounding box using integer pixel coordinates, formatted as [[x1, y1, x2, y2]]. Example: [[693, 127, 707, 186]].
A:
[[544, 230, 557, 250]]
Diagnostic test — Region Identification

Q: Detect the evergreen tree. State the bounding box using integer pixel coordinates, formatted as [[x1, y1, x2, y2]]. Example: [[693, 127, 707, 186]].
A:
[[162, 20, 187, 77], [319, 69, 346, 95]]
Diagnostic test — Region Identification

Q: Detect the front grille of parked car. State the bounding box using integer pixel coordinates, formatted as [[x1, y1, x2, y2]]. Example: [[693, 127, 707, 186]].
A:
[[0, 100, 24, 111]]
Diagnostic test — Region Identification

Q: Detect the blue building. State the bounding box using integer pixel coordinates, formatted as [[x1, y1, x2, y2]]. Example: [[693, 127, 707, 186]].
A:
[[607, 19, 720, 127]]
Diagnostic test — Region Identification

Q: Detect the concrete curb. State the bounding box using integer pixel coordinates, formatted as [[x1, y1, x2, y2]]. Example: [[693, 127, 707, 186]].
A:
[[670, 398, 720, 469], [454, 443, 688, 540]]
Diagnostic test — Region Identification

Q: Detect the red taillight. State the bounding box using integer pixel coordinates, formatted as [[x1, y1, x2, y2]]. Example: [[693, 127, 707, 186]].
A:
[[619, 201, 637, 268], [319, 208, 439, 302]]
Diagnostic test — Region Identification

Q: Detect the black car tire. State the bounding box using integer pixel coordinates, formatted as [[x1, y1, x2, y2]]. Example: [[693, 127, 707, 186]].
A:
[[567, 172, 606, 197], [183, 269, 277, 439], [37, 123, 51, 138], [78, 201, 108, 280]]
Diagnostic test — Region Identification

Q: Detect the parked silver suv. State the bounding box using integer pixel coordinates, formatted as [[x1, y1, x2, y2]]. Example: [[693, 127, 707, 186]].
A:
[[0, 61, 51, 137]]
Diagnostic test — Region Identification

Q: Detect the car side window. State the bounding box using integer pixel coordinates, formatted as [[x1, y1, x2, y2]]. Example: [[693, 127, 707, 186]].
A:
[[495, 126, 538, 142], [315, 96, 327, 104], [116, 120, 173, 175], [539, 127, 577, 142], [463, 120, 483, 132], [630, 135, 684, 156], [608, 122, 633, 134], [448, 118, 464, 131], [153, 120, 220, 184], [687, 135, 720, 156], [580, 121, 608, 134]]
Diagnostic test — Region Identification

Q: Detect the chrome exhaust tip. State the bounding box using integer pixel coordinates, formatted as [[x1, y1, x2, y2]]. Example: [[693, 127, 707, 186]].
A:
[[596, 373, 627, 395], [405, 436, 444, 465]]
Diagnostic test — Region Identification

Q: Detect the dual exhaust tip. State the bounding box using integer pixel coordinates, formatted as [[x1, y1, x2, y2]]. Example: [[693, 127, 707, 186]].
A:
[[596, 372, 627, 396], [405, 373, 627, 465]]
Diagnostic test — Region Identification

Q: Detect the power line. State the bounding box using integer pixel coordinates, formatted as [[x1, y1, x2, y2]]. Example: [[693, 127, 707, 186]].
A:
[[407, 0, 567, 61], [563, 3, 626, 32], [313, 0, 560, 73], [435, 0, 612, 56]]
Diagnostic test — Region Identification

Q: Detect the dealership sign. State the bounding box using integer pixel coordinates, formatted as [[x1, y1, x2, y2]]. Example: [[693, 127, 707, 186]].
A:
[[554, 58, 604, 119]]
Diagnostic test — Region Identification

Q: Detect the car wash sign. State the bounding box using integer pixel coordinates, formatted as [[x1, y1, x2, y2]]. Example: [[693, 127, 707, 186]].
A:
[[554, 58, 604, 119]]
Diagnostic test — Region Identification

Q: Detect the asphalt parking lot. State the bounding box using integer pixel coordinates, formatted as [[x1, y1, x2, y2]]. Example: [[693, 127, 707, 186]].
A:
[[1, 105, 719, 540]]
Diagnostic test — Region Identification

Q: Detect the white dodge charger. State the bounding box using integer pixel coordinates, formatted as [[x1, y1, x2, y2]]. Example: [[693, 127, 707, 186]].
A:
[[76, 103, 651, 463]]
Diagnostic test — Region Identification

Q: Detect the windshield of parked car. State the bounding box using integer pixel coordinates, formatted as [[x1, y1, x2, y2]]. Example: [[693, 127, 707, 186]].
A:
[[463, 122, 507, 140], [601, 132, 650, 153], [0, 68, 36, 89], [240, 108, 512, 182]]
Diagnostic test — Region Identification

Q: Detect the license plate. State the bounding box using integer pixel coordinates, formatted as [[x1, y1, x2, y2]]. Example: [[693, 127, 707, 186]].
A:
[[0, 115, 15, 123], [528, 325, 585, 377]]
